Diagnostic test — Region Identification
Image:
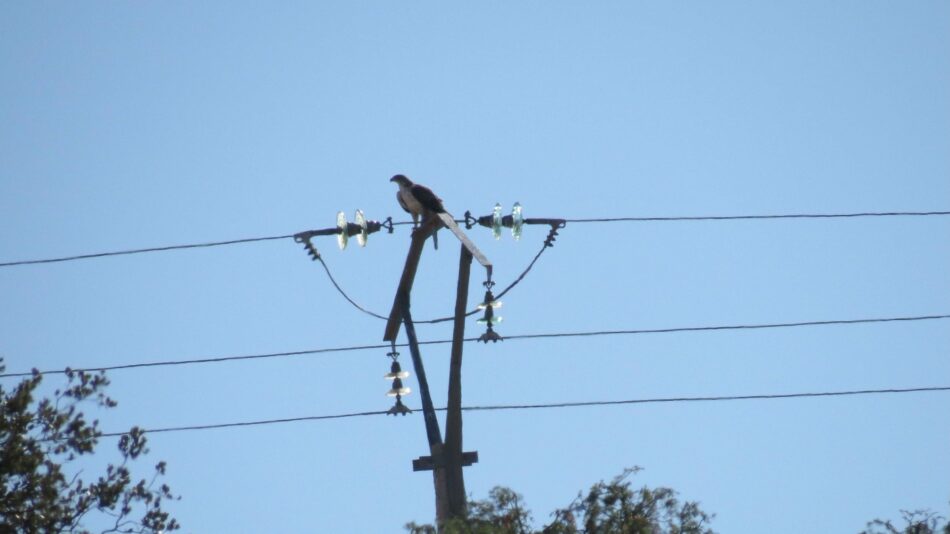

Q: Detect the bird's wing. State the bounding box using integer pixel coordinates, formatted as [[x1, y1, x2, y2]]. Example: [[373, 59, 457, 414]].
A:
[[410, 184, 445, 213]]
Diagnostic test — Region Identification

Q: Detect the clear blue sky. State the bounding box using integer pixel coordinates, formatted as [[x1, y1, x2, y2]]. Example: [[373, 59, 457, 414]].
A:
[[2, 2, 948, 533]]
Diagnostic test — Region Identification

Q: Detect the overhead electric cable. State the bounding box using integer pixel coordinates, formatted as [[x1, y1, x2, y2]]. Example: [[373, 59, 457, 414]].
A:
[[313, 255, 389, 320], [314, 229, 555, 323], [94, 385, 950, 438], [0, 342, 401, 378], [0, 234, 294, 267], [563, 210, 950, 223], [458, 386, 950, 411], [97, 410, 392, 437], [501, 314, 950, 341], [2, 210, 947, 268], [4, 313, 947, 379]]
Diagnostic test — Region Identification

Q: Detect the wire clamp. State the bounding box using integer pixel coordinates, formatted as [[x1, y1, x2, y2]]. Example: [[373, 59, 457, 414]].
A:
[[543, 222, 564, 248], [294, 235, 321, 261], [463, 210, 478, 230]]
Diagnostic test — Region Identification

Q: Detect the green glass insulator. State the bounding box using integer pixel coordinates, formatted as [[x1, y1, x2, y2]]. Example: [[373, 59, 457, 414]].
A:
[[355, 209, 368, 247], [511, 202, 524, 240], [336, 211, 348, 250], [492, 203, 503, 240]]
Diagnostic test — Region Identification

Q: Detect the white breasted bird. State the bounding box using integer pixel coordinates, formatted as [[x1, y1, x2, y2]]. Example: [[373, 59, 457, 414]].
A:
[[390, 174, 445, 249]]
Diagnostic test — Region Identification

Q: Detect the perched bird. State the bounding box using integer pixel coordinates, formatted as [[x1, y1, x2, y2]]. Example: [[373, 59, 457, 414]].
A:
[[390, 174, 445, 249]]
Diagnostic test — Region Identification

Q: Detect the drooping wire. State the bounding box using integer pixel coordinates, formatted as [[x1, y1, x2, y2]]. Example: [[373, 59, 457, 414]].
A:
[[419, 224, 561, 324], [493, 222, 562, 302], [3, 313, 947, 379], [92, 385, 950, 438], [311, 226, 560, 324], [312, 254, 389, 320]]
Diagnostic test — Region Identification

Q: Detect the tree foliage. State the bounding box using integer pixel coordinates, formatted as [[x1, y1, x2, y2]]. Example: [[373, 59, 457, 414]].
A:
[[405, 467, 715, 534], [861, 508, 950, 534], [0, 360, 179, 533]]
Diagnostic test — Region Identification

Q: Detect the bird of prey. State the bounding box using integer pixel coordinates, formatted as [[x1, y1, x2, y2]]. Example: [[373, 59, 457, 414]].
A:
[[390, 174, 445, 249]]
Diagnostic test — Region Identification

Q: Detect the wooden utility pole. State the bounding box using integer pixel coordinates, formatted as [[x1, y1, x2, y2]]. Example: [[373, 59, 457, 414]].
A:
[[398, 290, 448, 521], [444, 243, 473, 514], [384, 213, 488, 528]]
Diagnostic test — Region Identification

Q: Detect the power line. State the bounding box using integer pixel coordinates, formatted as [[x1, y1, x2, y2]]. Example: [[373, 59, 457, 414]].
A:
[[4, 313, 947, 379], [459, 386, 950, 411], [313, 225, 558, 323], [502, 314, 950, 341], [3, 210, 948, 268], [98, 410, 392, 437], [291, 211, 950, 226], [95, 385, 950, 438], [312, 255, 389, 320], [0, 343, 398, 378], [563, 211, 950, 223], [0, 234, 294, 268]]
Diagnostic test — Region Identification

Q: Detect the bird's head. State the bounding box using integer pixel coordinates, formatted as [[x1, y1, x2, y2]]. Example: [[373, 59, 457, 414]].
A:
[[390, 174, 412, 186]]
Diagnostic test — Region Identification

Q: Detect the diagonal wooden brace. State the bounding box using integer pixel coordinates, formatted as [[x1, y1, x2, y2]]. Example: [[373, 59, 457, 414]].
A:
[[383, 213, 492, 342]]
